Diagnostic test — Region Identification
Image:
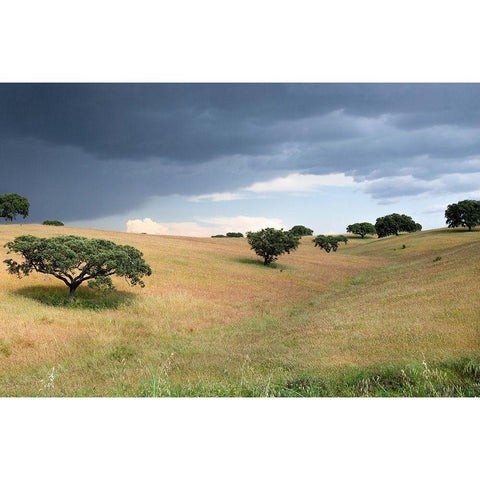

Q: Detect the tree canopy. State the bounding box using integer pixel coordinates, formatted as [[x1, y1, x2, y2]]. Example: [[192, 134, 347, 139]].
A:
[[4, 235, 152, 301], [43, 220, 64, 226], [313, 235, 348, 253], [211, 232, 244, 238], [445, 199, 480, 231], [346, 222, 376, 238], [0, 193, 30, 222], [375, 214, 421, 238], [289, 225, 314, 236], [246, 228, 300, 265]]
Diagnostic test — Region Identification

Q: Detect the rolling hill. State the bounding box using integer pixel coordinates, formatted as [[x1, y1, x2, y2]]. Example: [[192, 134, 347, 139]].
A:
[[0, 224, 479, 396]]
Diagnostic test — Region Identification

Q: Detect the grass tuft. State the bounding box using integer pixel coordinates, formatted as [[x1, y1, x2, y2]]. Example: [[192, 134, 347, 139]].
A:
[[108, 345, 136, 362], [0, 339, 12, 357]]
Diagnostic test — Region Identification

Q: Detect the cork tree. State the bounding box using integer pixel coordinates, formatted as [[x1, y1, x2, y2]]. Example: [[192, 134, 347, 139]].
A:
[[346, 222, 376, 238], [445, 199, 480, 231], [4, 235, 152, 302], [246, 228, 300, 265], [375, 214, 421, 238], [313, 235, 348, 253], [0, 193, 30, 222], [289, 225, 314, 236]]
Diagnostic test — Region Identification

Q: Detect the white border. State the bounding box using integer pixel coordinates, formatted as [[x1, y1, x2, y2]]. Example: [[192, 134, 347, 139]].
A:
[[1, 398, 478, 479], [1, 1, 480, 82], [1, 2, 479, 478]]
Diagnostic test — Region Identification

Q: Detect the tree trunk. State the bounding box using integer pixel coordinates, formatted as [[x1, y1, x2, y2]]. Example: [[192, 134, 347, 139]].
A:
[[69, 284, 78, 302], [468, 225, 472, 231]]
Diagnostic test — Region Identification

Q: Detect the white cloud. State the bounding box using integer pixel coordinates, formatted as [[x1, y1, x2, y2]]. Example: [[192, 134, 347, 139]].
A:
[[187, 172, 357, 203], [126, 216, 286, 237], [126, 218, 212, 236], [188, 192, 248, 202], [244, 173, 356, 193], [200, 215, 285, 232]]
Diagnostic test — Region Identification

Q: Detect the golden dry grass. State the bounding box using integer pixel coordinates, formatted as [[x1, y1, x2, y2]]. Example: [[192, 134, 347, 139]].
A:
[[0, 224, 478, 396]]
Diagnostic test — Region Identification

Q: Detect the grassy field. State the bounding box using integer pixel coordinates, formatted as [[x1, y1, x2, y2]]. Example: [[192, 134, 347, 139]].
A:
[[0, 224, 479, 396]]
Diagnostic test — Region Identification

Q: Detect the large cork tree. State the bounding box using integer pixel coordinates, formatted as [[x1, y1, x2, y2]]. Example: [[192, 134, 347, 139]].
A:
[[4, 235, 152, 302]]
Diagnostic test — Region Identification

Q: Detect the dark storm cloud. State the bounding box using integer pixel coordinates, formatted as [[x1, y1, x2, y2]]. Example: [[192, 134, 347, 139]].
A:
[[0, 139, 279, 221], [2, 83, 480, 222], [4, 83, 480, 162]]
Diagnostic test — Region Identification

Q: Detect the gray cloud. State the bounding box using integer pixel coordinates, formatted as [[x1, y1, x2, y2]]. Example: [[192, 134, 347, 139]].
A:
[[363, 173, 480, 200], [2, 84, 480, 222]]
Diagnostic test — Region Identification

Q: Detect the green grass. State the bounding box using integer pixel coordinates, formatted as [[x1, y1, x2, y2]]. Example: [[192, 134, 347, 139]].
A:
[[136, 356, 480, 397]]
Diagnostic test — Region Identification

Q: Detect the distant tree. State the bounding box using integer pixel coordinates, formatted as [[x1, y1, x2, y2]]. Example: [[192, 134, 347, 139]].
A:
[[445, 199, 480, 231], [375, 213, 419, 238], [4, 235, 152, 302], [375, 216, 397, 238], [43, 220, 64, 226], [313, 235, 348, 253], [346, 222, 376, 238], [211, 234, 226, 238], [246, 228, 300, 266], [289, 225, 314, 236], [226, 232, 244, 237], [415, 222, 423, 232], [0, 193, 30, 222]]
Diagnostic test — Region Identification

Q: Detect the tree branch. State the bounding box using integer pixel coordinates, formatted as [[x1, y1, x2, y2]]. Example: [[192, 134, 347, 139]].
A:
[[51, 272, 72, 287]]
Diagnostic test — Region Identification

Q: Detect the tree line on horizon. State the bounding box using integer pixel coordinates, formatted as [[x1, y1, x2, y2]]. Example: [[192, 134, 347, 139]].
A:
[[2, 192, 480, 300], [3, 192, 480, 236], [244, 200, 480, 266], [245, 213, 423, 265]]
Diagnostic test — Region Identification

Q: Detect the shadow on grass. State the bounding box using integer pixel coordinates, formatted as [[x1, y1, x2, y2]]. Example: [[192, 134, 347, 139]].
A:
[[233, 258, 294, 270], [346, 236, 376, 240], [435, 228, 478, 234], [14, 285, 137, 310]]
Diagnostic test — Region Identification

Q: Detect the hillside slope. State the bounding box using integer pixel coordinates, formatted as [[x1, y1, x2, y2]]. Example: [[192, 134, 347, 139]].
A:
[[0, 224, 479, 396]]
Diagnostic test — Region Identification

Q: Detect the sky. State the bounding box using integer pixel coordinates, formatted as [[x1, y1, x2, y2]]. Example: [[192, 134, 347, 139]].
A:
[[1, 83, 480, 236]]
